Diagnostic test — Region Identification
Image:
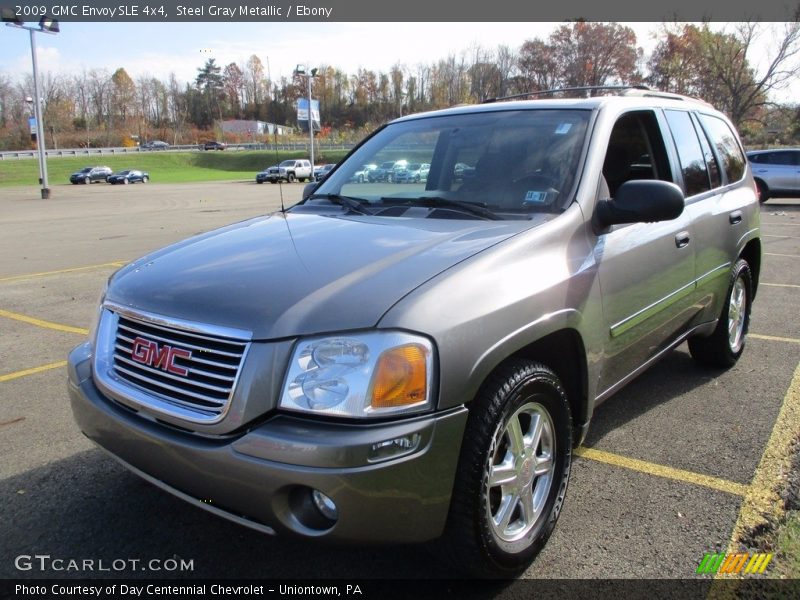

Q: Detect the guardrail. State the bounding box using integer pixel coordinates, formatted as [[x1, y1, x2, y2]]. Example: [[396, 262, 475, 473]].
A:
[[0, 142, 356, 160]]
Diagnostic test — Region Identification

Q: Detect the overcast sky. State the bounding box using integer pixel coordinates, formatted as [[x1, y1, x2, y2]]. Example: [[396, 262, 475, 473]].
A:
[[1, 21, 797, 101]]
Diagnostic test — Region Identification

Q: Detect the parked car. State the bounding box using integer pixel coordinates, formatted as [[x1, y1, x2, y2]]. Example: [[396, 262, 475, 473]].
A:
[[351, 163, 378, 183], [69, 87, 760, 578], [140, 140, 169, 151], [106, 169, 149, 184], [314, 164, 337, 182], [257, 159, 313, 183], [202, 141, 227, 151], [746, 148, 800, 202], [368, 160, 406, 182], [394, 163, 430, 183], [69, 166, 112, 184]]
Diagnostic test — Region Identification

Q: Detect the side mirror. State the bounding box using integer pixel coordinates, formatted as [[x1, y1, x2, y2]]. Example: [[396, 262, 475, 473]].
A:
[[302, 182, 318, 200], [596, 180, 684, 228]]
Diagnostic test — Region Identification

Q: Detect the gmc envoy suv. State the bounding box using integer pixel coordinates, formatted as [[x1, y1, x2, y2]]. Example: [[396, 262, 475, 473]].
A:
[[68, 87, 761, 577]]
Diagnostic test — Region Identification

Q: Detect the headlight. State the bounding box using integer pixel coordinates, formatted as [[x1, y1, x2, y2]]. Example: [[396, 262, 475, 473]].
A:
[[279, 331, 434, 418], [87, 282, 109, 346]]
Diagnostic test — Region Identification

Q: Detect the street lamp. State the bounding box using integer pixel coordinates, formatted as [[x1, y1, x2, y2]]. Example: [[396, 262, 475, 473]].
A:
[[3, 10, 60, 199], [294, 65, 318, 170]]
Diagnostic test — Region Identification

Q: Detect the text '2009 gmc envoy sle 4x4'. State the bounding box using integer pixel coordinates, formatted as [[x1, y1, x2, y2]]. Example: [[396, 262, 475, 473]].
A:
[[68, 86, 761, 577]]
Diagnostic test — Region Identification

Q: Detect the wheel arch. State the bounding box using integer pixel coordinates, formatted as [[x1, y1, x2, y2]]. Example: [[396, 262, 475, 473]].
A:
[[471, 328, 590, 447]]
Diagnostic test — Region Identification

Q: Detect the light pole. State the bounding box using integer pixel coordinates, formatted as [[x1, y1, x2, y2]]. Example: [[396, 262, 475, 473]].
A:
[[3, 11, 60, 199], [295, 65, 318, 169]]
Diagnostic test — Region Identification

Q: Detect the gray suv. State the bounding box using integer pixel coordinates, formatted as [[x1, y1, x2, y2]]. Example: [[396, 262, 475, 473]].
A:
[[68, 87, 761, 577]]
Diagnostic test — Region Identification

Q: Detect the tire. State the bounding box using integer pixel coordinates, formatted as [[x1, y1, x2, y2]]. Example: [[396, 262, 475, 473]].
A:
[[357, 174, 364, 183], [288, 173, 296, 183], [257, 180, 263, 184], [269, 181, 276, 184], [123, 178, 129, 185], [142, 176, 149, 183], [440, 360, 572, 578], [688, 258, 753, 368], [84, 177, 90, 184], [755, 179, 770, 203]]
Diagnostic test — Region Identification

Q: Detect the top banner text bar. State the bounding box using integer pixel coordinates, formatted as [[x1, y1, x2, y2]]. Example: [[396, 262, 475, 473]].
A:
[[3, 0, 799, 22]]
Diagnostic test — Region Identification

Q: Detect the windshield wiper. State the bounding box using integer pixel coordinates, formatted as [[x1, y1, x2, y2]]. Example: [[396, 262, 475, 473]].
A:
[[307, 193, 372, 215], [380, 196, 500, 220]]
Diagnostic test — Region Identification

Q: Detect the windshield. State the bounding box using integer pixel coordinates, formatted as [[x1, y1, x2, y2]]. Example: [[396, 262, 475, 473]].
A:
[[279, 160, 296, 167], [307, 108, 590, 220]]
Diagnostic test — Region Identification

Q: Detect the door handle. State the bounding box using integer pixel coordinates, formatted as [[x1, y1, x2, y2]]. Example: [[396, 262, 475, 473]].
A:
[[675, 231, 691, 248], [729, 211, 743, 225]]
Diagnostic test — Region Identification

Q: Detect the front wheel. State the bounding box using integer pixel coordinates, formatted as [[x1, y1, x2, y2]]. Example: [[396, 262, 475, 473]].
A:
[[440, 360, 572, 577], [288, 173, 296, 183], [688, 258, 753, 367], [123, 178, 129, 185]]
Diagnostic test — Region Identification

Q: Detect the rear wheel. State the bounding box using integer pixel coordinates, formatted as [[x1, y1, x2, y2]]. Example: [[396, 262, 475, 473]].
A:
[[142, 176, 149, 183], [756, 180, 770, 203], [689, 258, 752, 367], [441, 360, 572, 578]]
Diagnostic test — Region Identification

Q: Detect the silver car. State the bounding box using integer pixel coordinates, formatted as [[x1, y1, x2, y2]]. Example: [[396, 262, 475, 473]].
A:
[[747, 148, 800, 202], [68, 88, 761, 577]]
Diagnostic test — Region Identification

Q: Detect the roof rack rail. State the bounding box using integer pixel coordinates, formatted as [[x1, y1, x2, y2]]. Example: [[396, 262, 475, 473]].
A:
[[482, 85, 651, 104], [624, 88, 714, 107]]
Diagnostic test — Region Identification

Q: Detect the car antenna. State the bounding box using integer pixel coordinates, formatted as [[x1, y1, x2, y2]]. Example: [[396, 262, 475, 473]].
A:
[[273, 127, 286, 213]]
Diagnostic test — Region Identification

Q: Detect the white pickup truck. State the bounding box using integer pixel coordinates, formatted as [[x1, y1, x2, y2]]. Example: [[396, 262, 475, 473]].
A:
[[257, 159, 313, 183]]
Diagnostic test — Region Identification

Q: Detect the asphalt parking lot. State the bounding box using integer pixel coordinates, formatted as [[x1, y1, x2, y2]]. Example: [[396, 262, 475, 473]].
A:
[[1, 182, 799, 582]]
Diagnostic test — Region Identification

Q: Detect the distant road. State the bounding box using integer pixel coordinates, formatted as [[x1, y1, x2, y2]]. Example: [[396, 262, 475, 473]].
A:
[[0, 142, 356, 161]]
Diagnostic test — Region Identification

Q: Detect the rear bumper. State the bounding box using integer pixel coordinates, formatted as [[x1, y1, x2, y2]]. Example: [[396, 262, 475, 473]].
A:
[[68, 343, 468, 543]]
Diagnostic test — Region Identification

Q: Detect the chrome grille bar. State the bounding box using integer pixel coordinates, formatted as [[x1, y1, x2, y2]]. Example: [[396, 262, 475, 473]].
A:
[[107, 311, 249, 421]]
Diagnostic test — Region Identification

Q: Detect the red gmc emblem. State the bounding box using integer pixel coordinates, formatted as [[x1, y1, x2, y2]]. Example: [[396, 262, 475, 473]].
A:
[[130, 336, 192, 376]]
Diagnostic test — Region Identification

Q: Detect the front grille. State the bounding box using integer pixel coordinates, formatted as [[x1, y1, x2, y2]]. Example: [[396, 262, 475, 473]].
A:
[[111, 314, 248, 418]]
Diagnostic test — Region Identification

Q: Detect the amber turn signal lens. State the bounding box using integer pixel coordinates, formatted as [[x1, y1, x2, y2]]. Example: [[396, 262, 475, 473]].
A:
[[369, 344, 428, 408]]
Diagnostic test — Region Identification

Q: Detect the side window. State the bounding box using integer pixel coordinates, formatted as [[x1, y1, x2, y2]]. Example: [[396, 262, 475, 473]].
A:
[[697, 114, 746, 183], [602, 111, 672, 198], [792, 151, 800, 166], [692, 113, 721, 189], [665, 110, 711, 197], [774, 151, 798, 166]]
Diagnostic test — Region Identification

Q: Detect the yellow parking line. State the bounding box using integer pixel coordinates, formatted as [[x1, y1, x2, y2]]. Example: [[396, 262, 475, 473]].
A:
[[0, 309, 88, 335], [764, 252, 800, 258], [761, 282, 800, 289], [717, 360, 800, 579], [749, 333, 800, 345], [0, 261, 126, 283], [574, 447, 749, 497], [0, 360, 67, 383]]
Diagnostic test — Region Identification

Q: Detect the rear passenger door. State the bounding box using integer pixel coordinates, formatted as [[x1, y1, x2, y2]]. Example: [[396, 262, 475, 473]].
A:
[[678, 111, 754, 324], [594, 110, 697, 395]]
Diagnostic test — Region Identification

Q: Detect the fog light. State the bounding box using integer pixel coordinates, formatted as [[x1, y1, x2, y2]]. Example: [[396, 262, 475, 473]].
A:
[[311, 489, 338, 521], [368, 433, 421, 462]]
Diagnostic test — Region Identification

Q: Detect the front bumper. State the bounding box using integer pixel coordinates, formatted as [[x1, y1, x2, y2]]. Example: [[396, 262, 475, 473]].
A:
[[68, 343, 468, 543]]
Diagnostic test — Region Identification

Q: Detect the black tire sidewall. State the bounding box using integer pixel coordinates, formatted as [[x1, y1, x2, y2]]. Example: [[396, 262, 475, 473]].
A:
[[722, 259, 753, 361], [477, 370, 572, 570], [443, 361, 572, 577]]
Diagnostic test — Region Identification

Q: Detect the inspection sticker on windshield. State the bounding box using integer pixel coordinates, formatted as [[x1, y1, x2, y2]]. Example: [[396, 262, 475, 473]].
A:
[[555, 123, 572, 135], [524, 191, 548, 204]]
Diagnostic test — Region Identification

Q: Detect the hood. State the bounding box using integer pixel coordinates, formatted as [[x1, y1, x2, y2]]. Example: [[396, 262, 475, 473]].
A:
[[106, 212, 535, 340]]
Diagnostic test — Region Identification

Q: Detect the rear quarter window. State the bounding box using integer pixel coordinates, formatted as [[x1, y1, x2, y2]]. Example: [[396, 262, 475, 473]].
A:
[[697, 114, 746, 184]]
